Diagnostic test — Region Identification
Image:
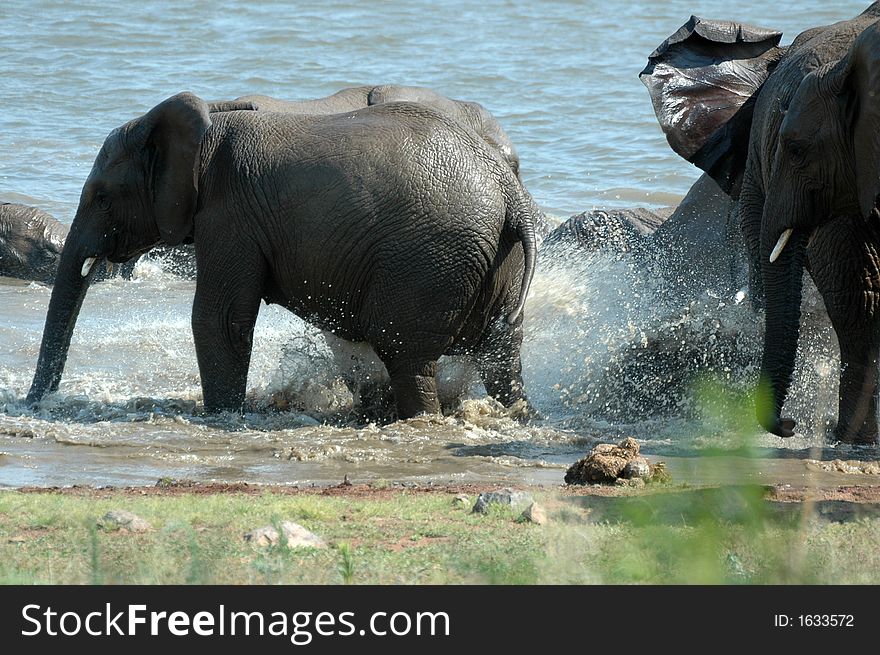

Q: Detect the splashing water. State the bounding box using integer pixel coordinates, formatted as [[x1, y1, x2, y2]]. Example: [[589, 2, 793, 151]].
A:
[[0, 233, 868, 489]]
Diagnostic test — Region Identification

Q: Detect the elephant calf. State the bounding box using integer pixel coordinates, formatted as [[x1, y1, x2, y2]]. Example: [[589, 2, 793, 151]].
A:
[[27, 92, 538, 420]]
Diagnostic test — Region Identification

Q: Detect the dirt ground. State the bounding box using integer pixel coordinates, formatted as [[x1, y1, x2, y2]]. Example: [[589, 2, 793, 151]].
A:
[[14, 479, 880, 505]]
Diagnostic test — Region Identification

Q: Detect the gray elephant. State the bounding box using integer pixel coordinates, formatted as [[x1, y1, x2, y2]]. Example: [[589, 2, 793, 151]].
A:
[[542, 173, 744, 300], [26, 92, 538, 420], [1, 202, 196, 283], [642, 5, 880, 443], [535, 173, 753, 422], [208, 84, 520, 178], [0, 203, 68, 283]]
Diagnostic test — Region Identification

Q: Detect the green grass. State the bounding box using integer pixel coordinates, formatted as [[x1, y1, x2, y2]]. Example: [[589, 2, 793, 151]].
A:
[[2, 485, 880, 584]]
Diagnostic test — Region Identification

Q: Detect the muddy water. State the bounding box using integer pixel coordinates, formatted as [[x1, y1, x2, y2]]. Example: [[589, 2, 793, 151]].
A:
[[1, 0, 878, 488], [1, 251, 875, 490]]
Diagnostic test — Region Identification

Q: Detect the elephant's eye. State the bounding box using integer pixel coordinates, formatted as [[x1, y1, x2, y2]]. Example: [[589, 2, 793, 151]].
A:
[[784, 138, 809, 160], [94, 192, 111, 211]]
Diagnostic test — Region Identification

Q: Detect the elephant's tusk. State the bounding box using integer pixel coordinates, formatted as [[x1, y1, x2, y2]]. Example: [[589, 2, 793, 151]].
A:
[[769, 229, 793, 263], [81, 257, 97, 277]]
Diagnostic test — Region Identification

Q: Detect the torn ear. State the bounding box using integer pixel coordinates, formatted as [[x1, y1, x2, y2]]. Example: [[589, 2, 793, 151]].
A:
[[142, 92, 211, 246], [640, 16, 784, 195]]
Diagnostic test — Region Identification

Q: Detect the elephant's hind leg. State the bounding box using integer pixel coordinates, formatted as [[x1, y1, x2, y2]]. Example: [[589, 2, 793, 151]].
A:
[[473, 316, 535, 417], [383, 357, 441, 419]]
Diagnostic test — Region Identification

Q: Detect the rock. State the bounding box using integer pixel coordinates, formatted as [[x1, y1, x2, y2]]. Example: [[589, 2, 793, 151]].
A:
[[244, 521, 326, 549], [520, 502, 548, 525], [648, 461, 671, 484], [623, 457, 652, 480], [565, 438, 670, 486], [613, 477, 646, 488], [98, 510, 151, 533], [565, 438, 640, 484], [472, 488, 535, 514], [452, 494, 470, 507]]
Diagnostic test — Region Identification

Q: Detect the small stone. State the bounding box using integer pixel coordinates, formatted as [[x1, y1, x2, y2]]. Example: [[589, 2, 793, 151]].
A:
[[98, 510, 151, 533], [623, 457, 652, 480], [452, 494, 470, 507], [472, 488, 535, 514], [648, 462, 672, 484], [244, 521, 326, 549], [520, 502, 547, 525], [566, 438, 653, 485]]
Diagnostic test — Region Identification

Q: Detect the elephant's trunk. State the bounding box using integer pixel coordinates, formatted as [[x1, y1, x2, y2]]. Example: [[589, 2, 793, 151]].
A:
[[757, 228, 807, 436], [26, 222, 102, 404]]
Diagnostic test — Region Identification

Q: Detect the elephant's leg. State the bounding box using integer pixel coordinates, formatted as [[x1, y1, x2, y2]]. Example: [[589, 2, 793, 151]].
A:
[[809, 219, 880, 443], [472, 316, 533, 414], [833, 320, 879, 443], [382, 357, 440, 419], [191, 253, 266, 413]]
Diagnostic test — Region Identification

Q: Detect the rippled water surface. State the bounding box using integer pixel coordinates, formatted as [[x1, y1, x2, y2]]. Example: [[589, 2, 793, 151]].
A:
[[0, 1, 875, 487]]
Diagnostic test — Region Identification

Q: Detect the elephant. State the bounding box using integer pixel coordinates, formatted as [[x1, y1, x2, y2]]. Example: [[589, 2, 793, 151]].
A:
[[207, 84, 521, 178], [1, 202, 197, 283], [25, 92, 538, 421], [542, 173, 744, 300], [541, 206, 672, 254], [641, 4, 880, 443], [1, 203, 68, 283], [535, 173, 754, 422]]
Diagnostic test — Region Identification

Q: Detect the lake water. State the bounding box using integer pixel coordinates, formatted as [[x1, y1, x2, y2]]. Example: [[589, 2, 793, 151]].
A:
[[0, 0, 875, 488]]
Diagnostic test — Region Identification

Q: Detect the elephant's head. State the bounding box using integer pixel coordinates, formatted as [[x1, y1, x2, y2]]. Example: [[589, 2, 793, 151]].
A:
[[756, 22, 880, 436], [26, 92, 211, 403]]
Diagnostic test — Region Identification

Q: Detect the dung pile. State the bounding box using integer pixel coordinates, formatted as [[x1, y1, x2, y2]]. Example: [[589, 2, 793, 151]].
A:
[[564, 437, 669, 485]]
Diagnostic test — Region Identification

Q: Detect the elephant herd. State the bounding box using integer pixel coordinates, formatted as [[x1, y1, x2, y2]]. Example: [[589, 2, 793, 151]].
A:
[[7, 4, 880, 444]]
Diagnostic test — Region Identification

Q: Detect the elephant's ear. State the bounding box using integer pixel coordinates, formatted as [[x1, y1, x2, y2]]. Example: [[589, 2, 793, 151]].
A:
[[833, 23, 880, 219], [141, 92, 211, 246], [640, 16, 784, 195]]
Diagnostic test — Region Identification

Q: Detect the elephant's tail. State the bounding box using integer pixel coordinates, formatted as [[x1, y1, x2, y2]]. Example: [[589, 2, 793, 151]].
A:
[[505, 188, 538, 325]]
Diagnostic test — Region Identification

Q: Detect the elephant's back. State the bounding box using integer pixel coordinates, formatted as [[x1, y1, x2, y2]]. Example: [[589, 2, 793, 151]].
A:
[[221, 104, 510, 225]]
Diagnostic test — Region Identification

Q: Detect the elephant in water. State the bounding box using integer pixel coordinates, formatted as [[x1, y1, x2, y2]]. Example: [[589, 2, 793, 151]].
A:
[[535, 173, 761, 422], [642, 5, 880, 443], [1, 203, 68, 284], [542, 173, 746, 301], [207, 84, 521, 178], [0, 202, 195, 283], [26, 92, 538, 420]]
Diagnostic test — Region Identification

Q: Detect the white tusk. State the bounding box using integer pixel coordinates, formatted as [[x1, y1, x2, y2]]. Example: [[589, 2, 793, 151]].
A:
[[81, 257, 97, 277], [769, 229, 793, 263]]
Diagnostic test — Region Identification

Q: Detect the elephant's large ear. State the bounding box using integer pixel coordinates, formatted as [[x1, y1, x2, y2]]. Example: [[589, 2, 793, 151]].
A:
[[833, 23, 880, 219], [640, 16, 784, 195], [141, 92, 211, 246]]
